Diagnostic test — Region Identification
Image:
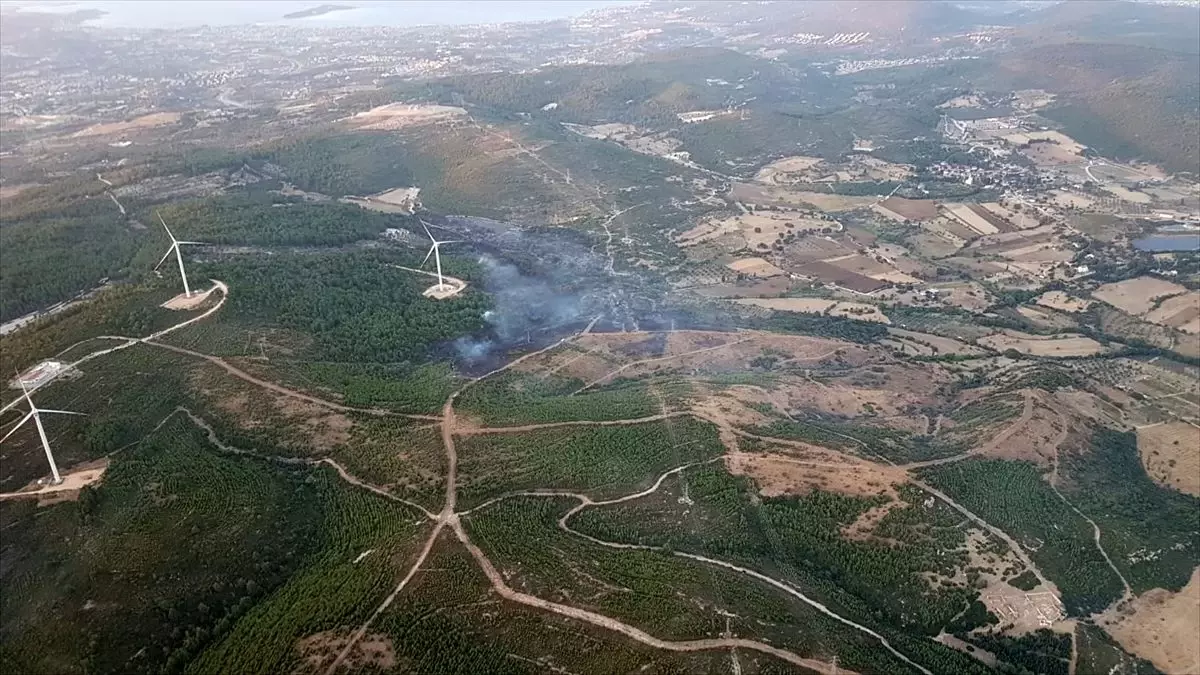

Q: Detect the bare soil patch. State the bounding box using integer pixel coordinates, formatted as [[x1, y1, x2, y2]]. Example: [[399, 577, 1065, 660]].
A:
[[1137, 422, 1200, 497], [161, 285, 217, 311], [0, 459, 109, 502], [346, 103, 465, 130], [725, 450, 906, 500], [1099, 568, 1200, 675]]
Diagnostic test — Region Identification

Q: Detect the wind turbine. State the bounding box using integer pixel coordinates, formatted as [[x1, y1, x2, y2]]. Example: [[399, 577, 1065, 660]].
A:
[[156, 213, 206, 297], [421, 222, 461, 291], [1, 379, 85, 485]]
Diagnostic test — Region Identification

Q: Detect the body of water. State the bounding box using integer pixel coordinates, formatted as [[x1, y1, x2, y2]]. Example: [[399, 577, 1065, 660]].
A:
[[1133, 234, 1200, 253], [9, 1, 636, 29]]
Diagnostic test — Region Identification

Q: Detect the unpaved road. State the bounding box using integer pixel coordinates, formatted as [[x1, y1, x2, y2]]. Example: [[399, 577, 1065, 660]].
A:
[[900, 391, 1035, 470], [572, 336, 755, 394]]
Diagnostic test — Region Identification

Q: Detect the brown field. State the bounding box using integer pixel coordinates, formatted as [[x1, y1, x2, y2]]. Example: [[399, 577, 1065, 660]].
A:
[[726, 450, 906, 499], [730, 182, 876, 212], [1137, 422, 1200, 496], [725, 256, 785, 278], [1100, 568, 1200, 675], [71, 111, 182, 138], [1049, 190, 1097, 210], [1019, 142, 1083, 166], [921, 217, 974, 246], [1036, 290, 1091, 313], [1093, 277, 1189, 316], [876, 196, 939, 221], [778, 235, 856, 263], [1143, 292, 1200, 334], [692, 277, 793, 299], [966, 204, 1017, 233], [978, 330, 1107, 357], [943, 203, 1001, 235], [733, 296, 890, 322], [753, 155, 825, 183], [733, 297, 836, 313], [677, 210, 830, 250], [796, 260, 887, 294], [824, 253, 895, 278], [1102, 185, 1153, 204], [887, 328, 985, 356]]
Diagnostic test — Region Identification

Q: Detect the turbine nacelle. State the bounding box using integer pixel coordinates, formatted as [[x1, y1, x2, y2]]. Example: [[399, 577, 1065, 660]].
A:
[[420, 221, 461, 289], [156, 213, 207, 297], [2, 377, 85, 485]]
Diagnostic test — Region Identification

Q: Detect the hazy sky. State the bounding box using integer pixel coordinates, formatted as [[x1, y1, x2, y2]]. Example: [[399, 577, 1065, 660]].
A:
[[6, 0, 638, 28]]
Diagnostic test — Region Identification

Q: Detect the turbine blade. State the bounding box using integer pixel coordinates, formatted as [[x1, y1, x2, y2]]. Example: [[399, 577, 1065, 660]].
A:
[[0, 412, 35, 444], [36, 409, 87, 416], [434, 240, 462, 245], [158, 212, 176, 242], [174, 241, 206, 246], [422, 221, 435, 242], [155, 245, 175, 271], [421, 244, 436, 266]]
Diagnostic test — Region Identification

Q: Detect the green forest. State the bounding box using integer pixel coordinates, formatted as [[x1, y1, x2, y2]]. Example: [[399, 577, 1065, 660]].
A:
[[152, 193, 409, 246], [199, 251, 489, 363]]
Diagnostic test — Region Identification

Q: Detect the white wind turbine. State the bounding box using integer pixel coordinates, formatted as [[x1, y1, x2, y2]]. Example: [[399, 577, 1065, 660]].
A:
[[156, 213, 206, 297], [1, 379, 86, 485], [421, 222, 462, 291]]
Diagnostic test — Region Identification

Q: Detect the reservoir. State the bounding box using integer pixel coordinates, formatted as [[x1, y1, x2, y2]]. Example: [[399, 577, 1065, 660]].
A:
[[1133, 234, 1200, 252]]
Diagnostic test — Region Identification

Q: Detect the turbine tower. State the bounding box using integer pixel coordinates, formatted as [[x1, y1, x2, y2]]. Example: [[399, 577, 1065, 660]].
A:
[[1, 379, 85, 485], [156, 213, 206, 297], [421, 222, 461, 291]]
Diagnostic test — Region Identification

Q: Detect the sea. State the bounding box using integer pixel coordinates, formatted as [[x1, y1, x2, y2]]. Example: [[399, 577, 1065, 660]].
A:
[[8, 0, 638, 29]]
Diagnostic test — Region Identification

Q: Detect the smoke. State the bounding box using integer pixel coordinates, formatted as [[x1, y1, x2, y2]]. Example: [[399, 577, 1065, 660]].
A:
[[453, 254, 585, 362]]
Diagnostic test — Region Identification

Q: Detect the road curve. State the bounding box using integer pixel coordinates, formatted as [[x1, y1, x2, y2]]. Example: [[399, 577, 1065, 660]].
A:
[[449, 518, 850, 675]]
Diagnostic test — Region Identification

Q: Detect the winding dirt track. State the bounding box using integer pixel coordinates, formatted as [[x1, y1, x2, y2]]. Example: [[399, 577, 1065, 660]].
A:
[[19, 281, 1079, 673], [458, 411, 693, 435], [1045, 408, 1133, 609], [146, 340, 441, 422], [468, 461, 930, 675]]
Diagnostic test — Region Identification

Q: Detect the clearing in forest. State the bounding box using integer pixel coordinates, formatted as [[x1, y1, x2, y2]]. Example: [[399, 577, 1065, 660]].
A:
[[1100, 567, 1200, 675], [1136, 422, 1200, 497]]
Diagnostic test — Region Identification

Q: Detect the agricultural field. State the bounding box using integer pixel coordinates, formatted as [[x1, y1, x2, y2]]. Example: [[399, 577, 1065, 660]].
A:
[[977, 330, 1107, 358], [1092, 277, 1191, 317]]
